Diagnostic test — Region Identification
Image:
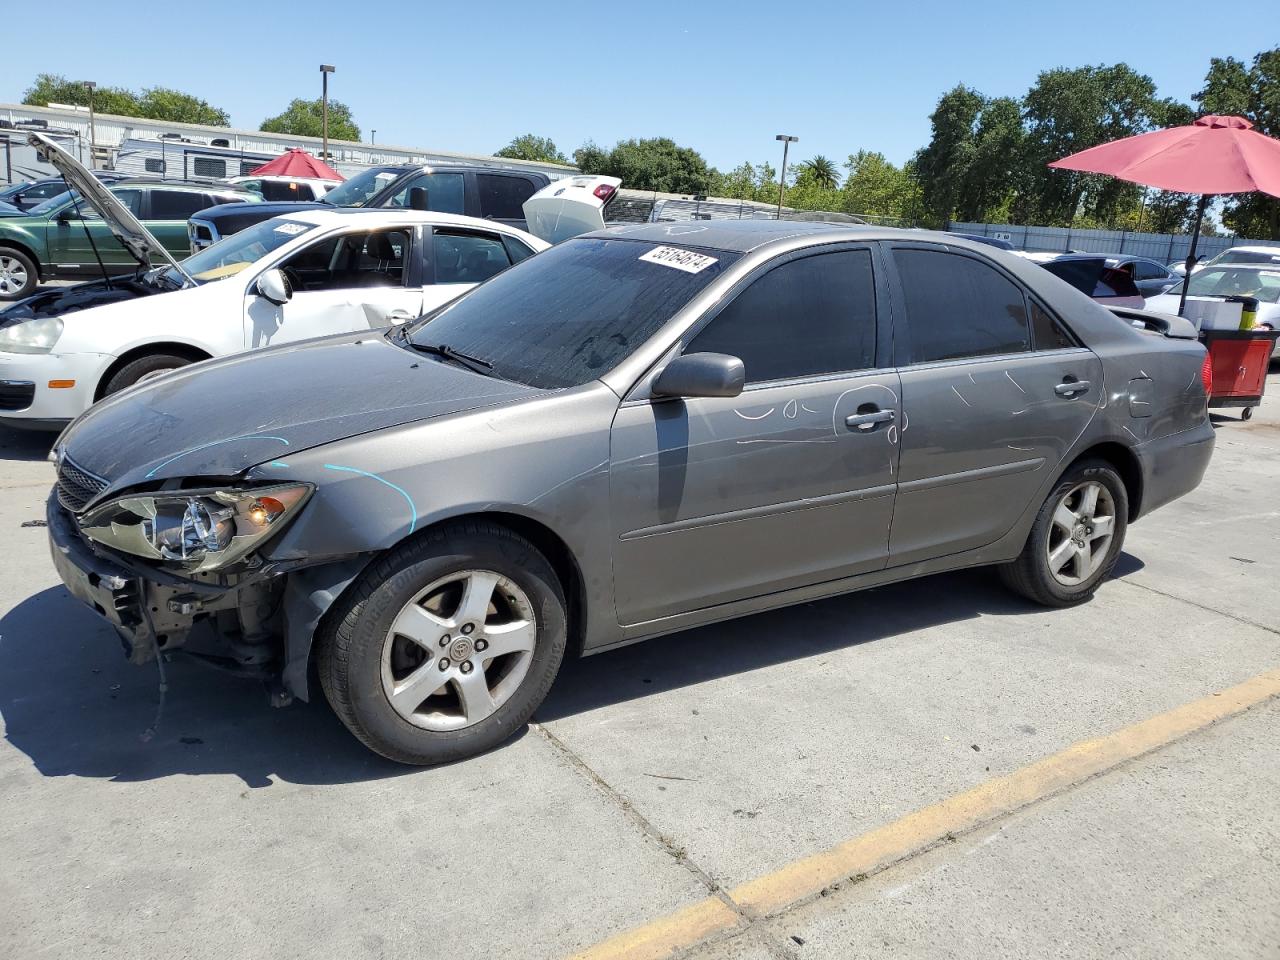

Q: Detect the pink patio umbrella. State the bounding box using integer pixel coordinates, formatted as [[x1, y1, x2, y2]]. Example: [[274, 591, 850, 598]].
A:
[[1049, 115, 1280, 315]]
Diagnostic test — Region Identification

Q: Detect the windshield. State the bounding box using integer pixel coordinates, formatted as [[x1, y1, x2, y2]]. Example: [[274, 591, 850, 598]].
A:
[[405, 237, 740, 389], [1207, 248, 1280, 268], [28, 189, 76, 216], [320, 165, 406, 207], [1169, 268, 1280, 304], [163, 218, 318, 285]]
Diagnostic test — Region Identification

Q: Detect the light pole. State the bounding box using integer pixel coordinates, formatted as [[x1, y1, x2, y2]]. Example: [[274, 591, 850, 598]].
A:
[[775, 134, 798, 217], [371, 130, 376, 145], [81, 81, 97, 169], [319, 64, 335, 161]]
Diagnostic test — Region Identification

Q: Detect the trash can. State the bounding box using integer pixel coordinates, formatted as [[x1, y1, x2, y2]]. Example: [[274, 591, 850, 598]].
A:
[[1200, 328, 1280, 420]]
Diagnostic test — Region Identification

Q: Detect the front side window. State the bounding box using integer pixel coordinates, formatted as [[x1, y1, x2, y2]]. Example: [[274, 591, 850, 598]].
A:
[[478, 174, 536, 220], [894, 249, 1031, 363], [386, 172, 465, 214], [173, 217, 319, 285], [150, 190, 211, 220], [433, 230, 511, 284], [686, 250, 877, 383], [277, 229, 410, 292], [406, 237, 740, 390]]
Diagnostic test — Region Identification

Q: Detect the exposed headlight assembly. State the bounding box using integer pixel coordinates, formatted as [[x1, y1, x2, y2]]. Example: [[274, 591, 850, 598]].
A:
[[0, 316, 64, 354], [79, 483, 312, 573]]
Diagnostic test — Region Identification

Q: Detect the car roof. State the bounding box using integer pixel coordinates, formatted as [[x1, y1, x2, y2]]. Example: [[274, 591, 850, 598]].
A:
[[1193, 262, 1278, 271], [586, 219, 951, 254], [269, 206, 535, 233]]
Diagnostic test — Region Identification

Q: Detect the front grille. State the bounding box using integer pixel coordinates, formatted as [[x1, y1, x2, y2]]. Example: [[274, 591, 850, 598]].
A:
[[0, 379, 35, 412], [56, 455, 109, 514]]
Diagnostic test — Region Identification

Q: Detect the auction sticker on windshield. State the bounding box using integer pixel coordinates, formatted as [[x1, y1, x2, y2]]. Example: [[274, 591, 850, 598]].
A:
[[274, 222, 309, 236], [639, 246, 718, 273]]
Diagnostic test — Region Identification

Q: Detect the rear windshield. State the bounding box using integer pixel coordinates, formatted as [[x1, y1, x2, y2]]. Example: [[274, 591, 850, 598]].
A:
[[1041, 259, 1140, 299], [405, 237, 739, 389]]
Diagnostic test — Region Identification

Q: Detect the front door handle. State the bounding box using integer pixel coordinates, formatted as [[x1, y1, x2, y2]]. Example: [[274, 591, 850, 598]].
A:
[[1054, 380, 1090, 397], [845, 409, 895, 431]]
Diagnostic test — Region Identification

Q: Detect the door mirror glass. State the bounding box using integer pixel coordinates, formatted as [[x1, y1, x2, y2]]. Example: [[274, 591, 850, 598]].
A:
[[256, 268, 292, 305], [652, 352, 745, 399]]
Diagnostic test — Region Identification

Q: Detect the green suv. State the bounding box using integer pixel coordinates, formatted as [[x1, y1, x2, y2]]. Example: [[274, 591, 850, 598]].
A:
[[0, 180, 259, 300]]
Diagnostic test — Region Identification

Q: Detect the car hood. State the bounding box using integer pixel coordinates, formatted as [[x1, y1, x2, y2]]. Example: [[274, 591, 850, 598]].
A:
[[28, 132, 193, 283], [0, 274, 165, 322], [59, 331, 542, 496]]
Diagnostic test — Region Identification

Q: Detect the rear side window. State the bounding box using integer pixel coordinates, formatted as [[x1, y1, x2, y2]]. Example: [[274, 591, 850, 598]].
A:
[[686, 250, 877, 383], [1030, 301, 1077, 350], [893, 249, 1030, 363], [478, 174, 536, 220], [433, 230, 512, 284], [151, 190, 211, 220], [258, 180, 312, 202], [1131, 260, 1166, 281]]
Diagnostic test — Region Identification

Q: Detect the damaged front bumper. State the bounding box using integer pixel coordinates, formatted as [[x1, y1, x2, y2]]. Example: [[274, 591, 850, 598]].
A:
[[46, 491, 370, 703]]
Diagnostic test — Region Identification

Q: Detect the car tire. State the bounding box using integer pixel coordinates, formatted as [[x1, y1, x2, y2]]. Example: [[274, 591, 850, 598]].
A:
[[102, 353, 194, 396], [999, 459, 1128, 608], [0, 247, 38, 301], [316, 521, 567, 765]]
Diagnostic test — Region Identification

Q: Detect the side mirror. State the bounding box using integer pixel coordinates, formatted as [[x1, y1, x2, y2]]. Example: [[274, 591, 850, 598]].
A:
[[256, 268, 292, 305], [408, 186, 430, 211], [652, 352, 745, 400], [57, 207, 80, 222]]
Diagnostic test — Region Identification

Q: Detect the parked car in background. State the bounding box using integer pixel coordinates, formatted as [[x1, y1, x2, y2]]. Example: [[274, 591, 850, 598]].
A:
[[44, 221, 1213, 763], [227, 174, 337, 202], [1169, 245, 1280, 276], [0, 171, 131, 211], [1146, 265, 1280, 358], [1018, 253, 1146, 308], [1105, 256, 1180, 297], [0, 177, 258, 300], [188, 163, 558, 252]]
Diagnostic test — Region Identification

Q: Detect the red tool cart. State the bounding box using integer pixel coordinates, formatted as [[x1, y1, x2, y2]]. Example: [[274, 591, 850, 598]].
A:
[[1200, 328, 1280, 420]]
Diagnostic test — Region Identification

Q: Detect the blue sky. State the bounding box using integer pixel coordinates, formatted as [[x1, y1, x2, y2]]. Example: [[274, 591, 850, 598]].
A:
[[6, 0, 1275, 171]]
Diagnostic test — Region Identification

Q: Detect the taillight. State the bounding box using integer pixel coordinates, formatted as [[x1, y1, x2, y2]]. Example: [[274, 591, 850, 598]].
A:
[[1200, 353, 1213, 395], [593, 183, 616, 203]]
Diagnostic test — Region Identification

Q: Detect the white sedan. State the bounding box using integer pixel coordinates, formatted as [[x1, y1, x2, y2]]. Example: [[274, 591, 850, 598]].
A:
[[0, 207, 547, 428], [1146, 264, 1280, 358]]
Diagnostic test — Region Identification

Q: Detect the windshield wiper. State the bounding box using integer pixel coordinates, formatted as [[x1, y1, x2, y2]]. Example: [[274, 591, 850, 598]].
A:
[[405, 341, 495, 376]]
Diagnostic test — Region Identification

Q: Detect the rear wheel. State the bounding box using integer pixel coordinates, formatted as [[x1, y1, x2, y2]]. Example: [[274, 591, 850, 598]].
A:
[[999, 460, 1128, 607], [0, 247, 38, 301], [102, 353, 194, 396], [316, 522, 567, 764]]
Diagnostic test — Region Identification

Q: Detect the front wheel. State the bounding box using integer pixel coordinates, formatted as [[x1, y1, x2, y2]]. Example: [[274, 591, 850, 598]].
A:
[[316, 522, 567, 764], [102, 353, 194, 396], [0, 247, 38, 301], [999, 460, 1128, 607]]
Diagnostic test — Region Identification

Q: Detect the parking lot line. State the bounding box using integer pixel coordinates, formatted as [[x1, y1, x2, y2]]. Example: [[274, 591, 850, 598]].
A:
[[568, 666, 1280, 960]]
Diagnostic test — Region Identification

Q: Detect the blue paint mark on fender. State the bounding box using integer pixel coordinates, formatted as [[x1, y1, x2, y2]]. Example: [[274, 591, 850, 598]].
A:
[[268, 461, 291, 468], [144, 435, 291, 479], [322, 463, 418, 534]]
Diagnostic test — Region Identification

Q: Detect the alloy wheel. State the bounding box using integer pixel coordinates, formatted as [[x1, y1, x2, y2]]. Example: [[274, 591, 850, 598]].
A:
[[0, 256, 28, 295], [1045, 480, 1116, 586], [381, 569, 537, 731]]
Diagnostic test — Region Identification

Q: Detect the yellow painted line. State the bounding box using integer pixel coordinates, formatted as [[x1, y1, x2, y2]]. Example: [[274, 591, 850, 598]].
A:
[[570, 667, 1280, 960]]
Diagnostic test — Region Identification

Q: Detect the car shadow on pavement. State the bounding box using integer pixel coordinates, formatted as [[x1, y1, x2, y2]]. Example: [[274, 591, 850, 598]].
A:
[[0, 427, 55, 462], [537, 555, 1146, 722], [1, 556, 1145, 788]]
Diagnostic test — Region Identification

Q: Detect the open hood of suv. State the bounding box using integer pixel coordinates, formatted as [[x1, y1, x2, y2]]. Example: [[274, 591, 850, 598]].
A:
[[522, 175, 621, 244], [28, 132, 194, 283]]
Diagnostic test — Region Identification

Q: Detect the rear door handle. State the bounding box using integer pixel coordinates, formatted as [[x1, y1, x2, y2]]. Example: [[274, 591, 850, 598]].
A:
[[845, 409, 895, 431], [1054, 380, 1090, 397]]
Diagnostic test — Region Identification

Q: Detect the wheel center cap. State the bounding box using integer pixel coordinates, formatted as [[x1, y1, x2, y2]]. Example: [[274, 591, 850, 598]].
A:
[[449, 637, 474, 662], [1072, 524, 1087, 541]]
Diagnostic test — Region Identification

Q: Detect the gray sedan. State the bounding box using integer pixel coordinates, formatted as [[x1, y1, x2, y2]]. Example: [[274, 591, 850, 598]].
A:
[[46, 222, 1215, 763]]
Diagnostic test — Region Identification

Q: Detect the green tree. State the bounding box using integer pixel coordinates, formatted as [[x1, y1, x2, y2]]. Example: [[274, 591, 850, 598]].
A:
[[495, 134, 568, 164], [572, 137, 712, 194], [260, 98, 361, 142], [22, 73, 229, 125], [840, 150, 917, 218], [799, 155, 840, 190], [1022, 63, 1163, 225], [1198, 48, 1280, 239], [914, 84, 984, 224]]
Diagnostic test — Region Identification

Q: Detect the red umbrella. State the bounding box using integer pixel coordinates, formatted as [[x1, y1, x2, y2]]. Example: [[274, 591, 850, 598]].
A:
[[1049, 115, 1280, 314], [246, 147, 344, 181]]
